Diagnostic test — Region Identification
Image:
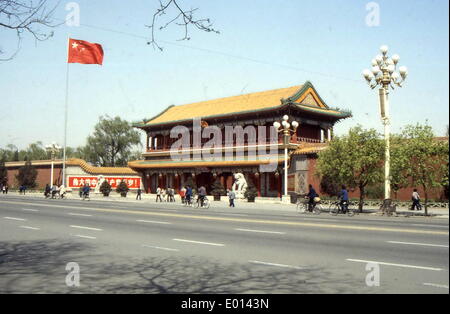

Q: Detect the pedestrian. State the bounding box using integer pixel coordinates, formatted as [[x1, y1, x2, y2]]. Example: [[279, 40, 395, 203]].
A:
[[156, 186, 162, 202], [51, 185, 57, 199], [44, 184, 51, 198], [59, 185, 66, 199], [228, 189, 235, 207], [180, 186, 186, 204], [136, 187, 142, 200], [168, 187, 175, 202], [3, 184, 7, 194], [411, 189, 422, 210]]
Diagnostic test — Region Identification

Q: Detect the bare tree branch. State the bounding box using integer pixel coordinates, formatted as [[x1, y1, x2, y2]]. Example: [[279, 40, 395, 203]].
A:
[[146, 0, 219, 51], [0, 0, 60, 61]]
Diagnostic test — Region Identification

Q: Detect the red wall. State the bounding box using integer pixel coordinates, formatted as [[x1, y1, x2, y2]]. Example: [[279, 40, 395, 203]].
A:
[[5, 166, 63, 189]]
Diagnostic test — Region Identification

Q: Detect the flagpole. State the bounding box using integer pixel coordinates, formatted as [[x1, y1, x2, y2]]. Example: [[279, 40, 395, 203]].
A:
[[62, 37, 70, 187]]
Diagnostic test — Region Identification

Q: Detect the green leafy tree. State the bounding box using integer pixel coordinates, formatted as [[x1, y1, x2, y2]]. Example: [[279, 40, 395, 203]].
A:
[[244, 175, 258, 202], [316, 126, 384, 211], [116, 180, 129, 197], [391, 124, 449, 215], [15, 160, 37, 188], [211, 179, 226, 197], [80, 116, 142, 167], [99, 180, 112, 197], [319, 174, 340, 197]]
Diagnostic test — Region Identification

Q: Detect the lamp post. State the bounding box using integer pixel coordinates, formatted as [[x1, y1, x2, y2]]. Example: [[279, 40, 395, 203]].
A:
[[363, 45, 408, 202], [273, 115, 299, 199], [46, 143, 61, 187]]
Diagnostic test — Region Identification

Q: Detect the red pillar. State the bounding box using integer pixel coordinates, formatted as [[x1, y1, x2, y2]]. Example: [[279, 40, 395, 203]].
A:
[[256, 174, 261, 197], [277, 173, 282, 198]]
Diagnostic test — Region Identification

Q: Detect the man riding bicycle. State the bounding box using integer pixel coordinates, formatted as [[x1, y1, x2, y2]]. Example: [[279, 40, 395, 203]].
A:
[[306, 184, 319, 212], [338, 185, 349, 214], [198, 186, 207, 208], [185, 186, 193, 205], [82, 184, 90, 199]]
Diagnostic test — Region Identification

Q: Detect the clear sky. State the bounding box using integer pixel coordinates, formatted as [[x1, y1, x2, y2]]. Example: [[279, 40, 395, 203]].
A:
[[0, 0, 448, 150]]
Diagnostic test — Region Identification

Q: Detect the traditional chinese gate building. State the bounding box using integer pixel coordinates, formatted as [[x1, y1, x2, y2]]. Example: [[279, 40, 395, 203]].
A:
[[129, 81, 351, 197]]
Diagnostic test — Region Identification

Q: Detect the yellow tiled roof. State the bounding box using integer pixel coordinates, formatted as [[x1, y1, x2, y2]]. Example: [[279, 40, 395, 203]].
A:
[[145, 85, 302, 126], [128, 157, 284, 169], [66, 159, 138, 175], [5, 159, 138, 175], [291, 143, 329, 155]]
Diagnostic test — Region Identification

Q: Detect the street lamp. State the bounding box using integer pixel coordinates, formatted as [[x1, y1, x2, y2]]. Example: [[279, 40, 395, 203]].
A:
[[363, 45, 408, 203], [46, 142, 61, 187], [273, 115, 299, 199]]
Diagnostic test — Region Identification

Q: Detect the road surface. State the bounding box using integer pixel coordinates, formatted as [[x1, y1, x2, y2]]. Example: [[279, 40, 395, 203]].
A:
[[0, 195, 448, 294]]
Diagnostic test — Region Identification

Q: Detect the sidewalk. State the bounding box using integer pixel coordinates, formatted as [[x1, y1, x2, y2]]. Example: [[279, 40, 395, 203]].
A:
[[3, 191, 449, 219]]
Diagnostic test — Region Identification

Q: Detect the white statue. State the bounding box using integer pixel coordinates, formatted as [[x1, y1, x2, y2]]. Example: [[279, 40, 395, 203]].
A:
[[232, 173, 248, 199], [95, 175, 105, 193]]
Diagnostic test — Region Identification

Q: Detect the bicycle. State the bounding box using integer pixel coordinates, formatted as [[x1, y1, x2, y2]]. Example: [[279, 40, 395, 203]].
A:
[[329, 200, 355, 217], [296, 198, 322, 215], [183, 195, 194, 207], [194, 195, 210, 209], [82, 192, 90, 201]]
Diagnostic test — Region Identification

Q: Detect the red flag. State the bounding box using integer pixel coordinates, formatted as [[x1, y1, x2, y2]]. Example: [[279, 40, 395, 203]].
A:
[[67, 38, 104, 65]]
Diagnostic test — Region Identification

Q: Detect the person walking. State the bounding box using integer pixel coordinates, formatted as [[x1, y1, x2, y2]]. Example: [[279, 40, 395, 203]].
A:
[[180, 186, 186, 204], [411, 189, 422, 211], [228, 189, 236, 207], [156, 187, 162, 202], [59, 185, 66, 199], [44, 184, 51, 198], [136, 187, 142, 200]]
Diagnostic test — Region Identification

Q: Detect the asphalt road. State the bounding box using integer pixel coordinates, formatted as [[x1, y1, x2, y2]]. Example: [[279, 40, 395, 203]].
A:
[[0, 195, 448, 294]]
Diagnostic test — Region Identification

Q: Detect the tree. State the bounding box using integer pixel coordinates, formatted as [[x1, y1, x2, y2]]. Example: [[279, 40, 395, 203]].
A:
[[210, 178, 225, 201], [16, 160, 37, 188], [316, 126, 384, 212], [0, 0, 58, 60], [0, 156, 7, 185], [116, 180, 129, 197], [391, 124, 449, 215], [99, 180, 112, 197], [244, 176, 258, 202], [80, 116, 142, 167], [319, 174, 340, 197], [147, 0, 219, 51]]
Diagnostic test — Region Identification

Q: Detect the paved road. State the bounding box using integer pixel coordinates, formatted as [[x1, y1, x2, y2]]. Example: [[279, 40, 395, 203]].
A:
[[0, 195, 448, 294]]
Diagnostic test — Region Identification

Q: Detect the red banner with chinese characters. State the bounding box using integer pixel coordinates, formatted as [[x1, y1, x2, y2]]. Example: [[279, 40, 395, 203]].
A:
[[68, 176, 141, 189]]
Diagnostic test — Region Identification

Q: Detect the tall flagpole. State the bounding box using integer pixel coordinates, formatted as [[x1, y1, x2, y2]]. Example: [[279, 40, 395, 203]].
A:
[[63, 37, 70, 187]]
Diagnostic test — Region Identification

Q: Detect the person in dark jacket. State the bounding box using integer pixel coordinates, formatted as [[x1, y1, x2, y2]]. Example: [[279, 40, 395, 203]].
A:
[[338, 185, 349, 213], [306, 184, 318, 212]]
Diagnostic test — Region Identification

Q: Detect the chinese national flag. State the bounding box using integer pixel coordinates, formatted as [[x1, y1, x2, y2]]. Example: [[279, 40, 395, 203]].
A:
[[67, 38, 104, 65]]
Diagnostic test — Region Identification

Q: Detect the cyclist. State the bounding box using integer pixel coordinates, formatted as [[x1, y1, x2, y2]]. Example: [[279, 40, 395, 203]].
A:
[[306, 184, 319, 212], [185, 186, 193, 206], [198, 186, 207, 208], [338, 185, 349, 214], [82, 184, 90, 200]]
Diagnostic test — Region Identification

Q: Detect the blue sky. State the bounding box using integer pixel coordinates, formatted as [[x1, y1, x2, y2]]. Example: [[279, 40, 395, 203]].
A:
[[0, 0, 448, 149]]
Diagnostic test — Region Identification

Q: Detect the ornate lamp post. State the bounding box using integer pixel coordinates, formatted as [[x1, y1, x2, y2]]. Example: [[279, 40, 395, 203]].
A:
[[45, 143, 61, 187], [363, 45, 408, 202], [273, 115, 299, 198]]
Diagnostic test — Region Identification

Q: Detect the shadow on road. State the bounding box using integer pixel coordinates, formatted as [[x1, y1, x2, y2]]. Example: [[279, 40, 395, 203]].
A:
[[0, 239, 361, 294]]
